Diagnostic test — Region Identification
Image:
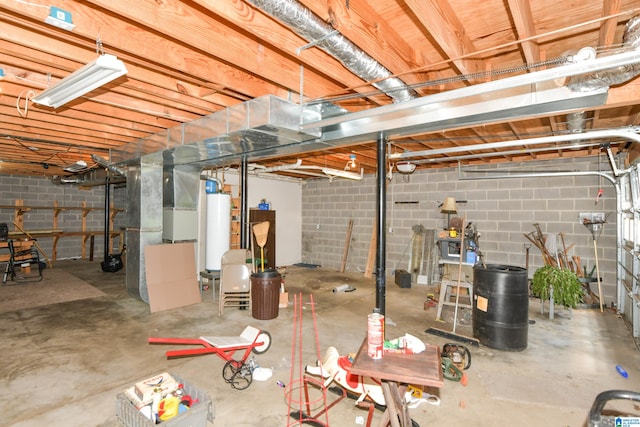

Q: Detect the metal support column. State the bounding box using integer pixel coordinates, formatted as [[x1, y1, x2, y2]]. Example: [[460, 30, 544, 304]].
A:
[[240, 156, 249, 249], [376, 132, 387, 315]]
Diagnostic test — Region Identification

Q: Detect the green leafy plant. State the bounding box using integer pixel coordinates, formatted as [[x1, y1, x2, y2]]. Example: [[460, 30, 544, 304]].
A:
[[531, 265, 583, 308]]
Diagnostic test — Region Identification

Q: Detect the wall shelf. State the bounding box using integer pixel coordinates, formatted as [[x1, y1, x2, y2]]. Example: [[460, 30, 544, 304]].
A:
[[0, 200, 123, 261]]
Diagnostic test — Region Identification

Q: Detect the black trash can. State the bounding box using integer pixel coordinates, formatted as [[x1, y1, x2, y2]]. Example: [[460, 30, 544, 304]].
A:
[[472, 264, 529, 351], [251, 269, 281, 320]]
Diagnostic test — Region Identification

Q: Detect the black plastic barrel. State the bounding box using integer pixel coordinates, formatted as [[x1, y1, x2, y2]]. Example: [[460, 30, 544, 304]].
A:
[[251, 269, 281, 320], [472, 264, 529, 351]]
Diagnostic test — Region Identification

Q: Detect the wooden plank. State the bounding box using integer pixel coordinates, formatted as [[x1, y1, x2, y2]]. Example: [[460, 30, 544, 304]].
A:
[[404, 0, 483, 77], [340, 219, 354, 273], [86, 0, 341, 99], [364, 219, 377, 278], [506, 0, 540, 64], [597, 0, 622, 48]]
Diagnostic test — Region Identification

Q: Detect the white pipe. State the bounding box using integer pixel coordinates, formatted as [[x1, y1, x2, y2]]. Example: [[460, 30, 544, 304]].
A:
[[414, 141, 618, 165], [254, 160, 363, 180], [257, 159, 302, 173], [321, 167, 363, 180], [389, 127, 640, 160]]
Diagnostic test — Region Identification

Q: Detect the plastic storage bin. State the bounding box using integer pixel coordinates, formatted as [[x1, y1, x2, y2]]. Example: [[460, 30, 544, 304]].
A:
[[116, 373, 214, 427]]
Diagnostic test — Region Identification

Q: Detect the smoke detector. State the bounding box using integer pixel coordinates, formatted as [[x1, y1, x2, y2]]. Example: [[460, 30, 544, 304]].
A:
[[396, 161, 416, 174]]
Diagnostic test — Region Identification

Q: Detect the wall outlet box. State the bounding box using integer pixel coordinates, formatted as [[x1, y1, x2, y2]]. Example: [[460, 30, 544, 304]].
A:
[[45, 6, 75, 31]]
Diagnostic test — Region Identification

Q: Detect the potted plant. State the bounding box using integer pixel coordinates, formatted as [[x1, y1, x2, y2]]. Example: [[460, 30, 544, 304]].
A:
[[531, 265, 584, 308]]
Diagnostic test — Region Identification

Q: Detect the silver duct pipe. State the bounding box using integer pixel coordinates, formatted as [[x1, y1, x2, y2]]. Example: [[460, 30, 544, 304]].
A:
[[567, 111, 587, 132], [91, 154, 127, 177], [246, 0, 415, 103], [126, 156, 163, 302], [569, 15, 640, 91]]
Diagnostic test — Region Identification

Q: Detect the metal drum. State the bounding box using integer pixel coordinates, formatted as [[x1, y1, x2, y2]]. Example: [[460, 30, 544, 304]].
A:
[[472, 264, 529, 351]]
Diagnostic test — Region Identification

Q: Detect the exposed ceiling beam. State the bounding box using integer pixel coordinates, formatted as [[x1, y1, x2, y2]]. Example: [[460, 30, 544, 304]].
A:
[[506, 0, 540, 64], [403, 0, 483, 78]]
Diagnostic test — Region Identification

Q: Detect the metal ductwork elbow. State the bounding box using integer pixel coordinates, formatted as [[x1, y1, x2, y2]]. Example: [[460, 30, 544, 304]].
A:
[[91, 154, 127, 177], [246, 0, 415, 103], [568, 15, 640, 92]]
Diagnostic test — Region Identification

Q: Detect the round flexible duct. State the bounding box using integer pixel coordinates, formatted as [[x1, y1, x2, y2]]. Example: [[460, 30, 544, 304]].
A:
[[246, 0, 415, 103], [568, 15, 640, 92]]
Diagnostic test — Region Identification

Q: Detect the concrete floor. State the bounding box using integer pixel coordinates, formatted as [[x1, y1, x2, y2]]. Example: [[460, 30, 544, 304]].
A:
[[1, 260, 639, 427]]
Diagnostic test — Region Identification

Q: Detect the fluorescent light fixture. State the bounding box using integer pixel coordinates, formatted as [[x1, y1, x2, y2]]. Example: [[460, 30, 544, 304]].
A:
[[322, 167, 363, 180], [32, 54, 127, 108], [396, 161, 416, 174]]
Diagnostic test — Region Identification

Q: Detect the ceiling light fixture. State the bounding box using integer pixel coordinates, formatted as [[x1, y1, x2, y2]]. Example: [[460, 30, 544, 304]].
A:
[[345, 153, 357, 170], [32, 54, 127, 108], [322, 167, 363, 180], [396, 161, 416, 174]]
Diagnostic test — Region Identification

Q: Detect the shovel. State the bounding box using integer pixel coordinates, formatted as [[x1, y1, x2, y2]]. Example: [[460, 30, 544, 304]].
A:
[[252, 221, 270, 272]]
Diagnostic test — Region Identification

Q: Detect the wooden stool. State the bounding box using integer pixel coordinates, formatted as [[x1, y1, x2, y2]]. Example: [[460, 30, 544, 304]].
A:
[[436, 278, 473, 321]]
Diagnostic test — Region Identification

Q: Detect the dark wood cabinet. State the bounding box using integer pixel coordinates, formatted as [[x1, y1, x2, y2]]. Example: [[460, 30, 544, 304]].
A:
[[250, 209, 276, 269]]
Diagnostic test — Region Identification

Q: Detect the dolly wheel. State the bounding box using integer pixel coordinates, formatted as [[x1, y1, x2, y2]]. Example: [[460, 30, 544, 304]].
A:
[[222, 360, 252, 390], [252, 330, 272, 354]]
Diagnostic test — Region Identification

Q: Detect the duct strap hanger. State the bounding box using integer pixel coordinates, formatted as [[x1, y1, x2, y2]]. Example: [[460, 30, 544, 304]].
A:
[[96, 37, 105, 56], [295, 30, 339, 56]]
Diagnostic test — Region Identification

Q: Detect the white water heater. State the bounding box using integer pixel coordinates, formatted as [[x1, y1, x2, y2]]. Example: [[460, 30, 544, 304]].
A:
[[205, 182, 231, 271]]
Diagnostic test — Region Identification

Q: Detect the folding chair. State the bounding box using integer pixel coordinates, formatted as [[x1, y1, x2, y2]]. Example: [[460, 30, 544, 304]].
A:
[[218, 249, 253, 317], [2, 239, 43, 285]]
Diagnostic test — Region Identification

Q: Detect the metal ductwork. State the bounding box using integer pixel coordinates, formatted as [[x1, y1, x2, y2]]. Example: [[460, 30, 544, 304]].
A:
[[568, 15, 640, 92], [92, 154, 127, 177], [567, 111, 587, 132], [246, 0, 415, 103], [112, 95, 322, 167]]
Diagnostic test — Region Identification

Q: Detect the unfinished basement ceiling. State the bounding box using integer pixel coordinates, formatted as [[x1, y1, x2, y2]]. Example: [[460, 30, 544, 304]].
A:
[[2, 0, 640, 180]]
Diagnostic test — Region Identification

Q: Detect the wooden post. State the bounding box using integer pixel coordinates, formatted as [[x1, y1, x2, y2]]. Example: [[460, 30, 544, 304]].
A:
[[340, 219, 354, 273], [364, 219, 376, 278]]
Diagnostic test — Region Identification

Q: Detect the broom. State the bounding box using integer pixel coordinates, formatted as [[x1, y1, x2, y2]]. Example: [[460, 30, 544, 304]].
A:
[[252, 221, 270, 272]]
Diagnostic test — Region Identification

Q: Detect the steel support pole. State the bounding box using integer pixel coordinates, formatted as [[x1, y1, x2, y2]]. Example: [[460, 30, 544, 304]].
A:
[[240, 155, 249, 249], [376, 132, 387, 315]]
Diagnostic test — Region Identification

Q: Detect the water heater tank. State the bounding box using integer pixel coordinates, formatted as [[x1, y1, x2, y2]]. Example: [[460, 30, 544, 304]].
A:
[[205, 192, 231, 271]]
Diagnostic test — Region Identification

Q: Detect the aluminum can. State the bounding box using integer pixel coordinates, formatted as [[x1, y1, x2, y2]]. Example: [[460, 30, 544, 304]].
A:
[[367, 311, 384, 359]]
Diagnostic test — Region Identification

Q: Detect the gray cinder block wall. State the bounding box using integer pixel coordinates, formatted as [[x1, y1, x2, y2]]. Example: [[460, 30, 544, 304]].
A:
[[0, 175, 126, 260], [302, 157, 618, 304]]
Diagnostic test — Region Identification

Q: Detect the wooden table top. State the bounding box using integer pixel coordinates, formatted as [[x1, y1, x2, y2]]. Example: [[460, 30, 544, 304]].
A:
[[349, 338, 444, 388]]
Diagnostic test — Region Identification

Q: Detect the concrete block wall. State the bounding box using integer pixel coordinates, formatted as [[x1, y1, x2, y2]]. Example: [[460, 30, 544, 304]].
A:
[[0, 175, 126, 260], [302, 156, 618, 304]]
